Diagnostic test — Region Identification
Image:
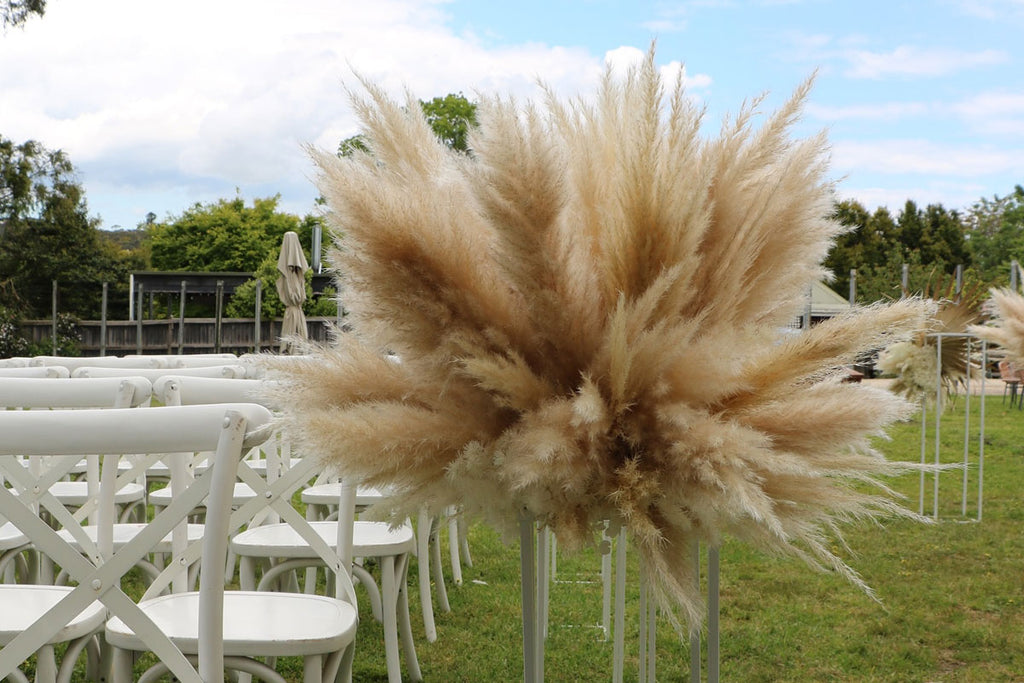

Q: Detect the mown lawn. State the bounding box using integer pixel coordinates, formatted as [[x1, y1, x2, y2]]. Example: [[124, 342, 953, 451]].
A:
[[326, 393, 1024, 682], [47, 392, 1024, 681]]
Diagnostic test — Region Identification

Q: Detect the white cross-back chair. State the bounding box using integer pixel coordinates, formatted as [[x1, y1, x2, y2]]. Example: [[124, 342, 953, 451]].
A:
[[29, 355, 165, 371], [0, 366, 69, 378], [0, 376, 153, 587], [0, 403, 359, 683], [72, 364, 248, 380], [154, 374, 421, 683]]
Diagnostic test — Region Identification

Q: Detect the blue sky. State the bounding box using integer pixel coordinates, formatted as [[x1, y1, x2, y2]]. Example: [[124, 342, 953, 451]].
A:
[[1, 0, 1022, 230]]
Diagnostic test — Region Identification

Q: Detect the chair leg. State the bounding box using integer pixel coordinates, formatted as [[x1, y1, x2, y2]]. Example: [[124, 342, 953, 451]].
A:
[[459, 517, 472, 568], [382, 556, 403, 683], [429, 520, 450, 613], [396, 555, 422, 681], [110, 646, 134, 683], [416, 509, 438, 642], [303, 653, 324, 683], [448, 512, 463, 586]]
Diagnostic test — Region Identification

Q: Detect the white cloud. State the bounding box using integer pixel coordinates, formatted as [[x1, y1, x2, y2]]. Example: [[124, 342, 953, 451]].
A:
[[806, 101, 930, 121], [837, 182, 990, 212], [603, 46, 712, 89], [0, 0, 610, 227], [952, 91, 1024, 135], [844, 46, 1007, 78], [831, 139, 1023, 177]]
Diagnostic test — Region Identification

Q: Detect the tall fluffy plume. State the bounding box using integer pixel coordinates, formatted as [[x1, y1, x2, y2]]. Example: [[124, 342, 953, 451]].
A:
[[970, 288, 1024, 362], [876, 275, 985, 402], [267, 49, 932, 630]]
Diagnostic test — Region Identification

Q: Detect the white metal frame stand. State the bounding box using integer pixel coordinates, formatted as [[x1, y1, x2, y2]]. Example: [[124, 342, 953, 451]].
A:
[[918, 333, 986, 522]]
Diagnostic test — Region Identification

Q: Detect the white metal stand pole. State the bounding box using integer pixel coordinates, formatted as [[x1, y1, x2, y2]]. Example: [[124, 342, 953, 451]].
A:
[[979, 341, 987, 521], [690, 540, 700, 683], [934, 335, 943, 520], [919, 398, 927, 516], [520, 510, 542, 683], [708, 547, 720, 683], [962, 337, 971, 517], [612, 525, 627, 683]]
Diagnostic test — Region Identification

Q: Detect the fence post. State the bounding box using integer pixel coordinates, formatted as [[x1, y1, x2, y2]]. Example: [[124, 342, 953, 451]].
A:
[[901, 263, 909, 293], [100, 282, 108, 357], [215, 280, 224, 353], [178, 280, 187, 354], [51, 280, 58, 353], [849, 269, 857, 305], [136, 283, 144, 355], [254, 279, 262, 353], [1012, 261, 1020, 293]]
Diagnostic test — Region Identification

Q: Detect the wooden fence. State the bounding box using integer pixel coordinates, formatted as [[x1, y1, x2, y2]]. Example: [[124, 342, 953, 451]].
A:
[[18, 317, 339, 356]]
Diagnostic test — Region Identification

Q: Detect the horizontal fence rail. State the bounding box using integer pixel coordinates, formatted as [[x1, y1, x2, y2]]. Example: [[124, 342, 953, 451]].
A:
[[17, 317, 338, 356]]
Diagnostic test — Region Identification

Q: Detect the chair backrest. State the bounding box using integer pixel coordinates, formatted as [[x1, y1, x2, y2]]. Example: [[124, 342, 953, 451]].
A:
[[0, 357, 30, 368], [0, 376, 151, 409], [0, 403, 274, 683], [0, 365, 69, 378], [30, 355, 166, 370], [153, 375, 270, 406], [165, 354, 241, 369], [72, 364, 247, 380]]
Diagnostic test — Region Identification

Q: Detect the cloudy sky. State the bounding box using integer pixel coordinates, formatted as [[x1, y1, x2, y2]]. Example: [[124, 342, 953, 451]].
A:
[[2, 0, 1022, 230]]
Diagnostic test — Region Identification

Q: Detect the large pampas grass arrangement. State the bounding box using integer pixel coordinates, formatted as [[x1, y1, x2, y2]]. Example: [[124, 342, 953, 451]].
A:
[[268, 49, 932, 632]]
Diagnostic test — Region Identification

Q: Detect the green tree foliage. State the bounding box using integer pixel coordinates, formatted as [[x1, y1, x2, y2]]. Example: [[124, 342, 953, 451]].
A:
[[1, 0, 44, 28], [338, 92, 478, 157], [0, 135, 137, 318], [826, 198, 974, 303], [419, 93, 478, 153], [146, 195, 319, 273], [225, 254, 337, 320], [964, 185, 1024, 285]]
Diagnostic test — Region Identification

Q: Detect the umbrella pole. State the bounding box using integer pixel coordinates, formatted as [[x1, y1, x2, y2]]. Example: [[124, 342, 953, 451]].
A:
[[520, 509, 543, 682]]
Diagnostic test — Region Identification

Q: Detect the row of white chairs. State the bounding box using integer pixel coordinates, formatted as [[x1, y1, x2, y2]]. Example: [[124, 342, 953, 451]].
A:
[[0, 399, 359, 683], [0, 373, 427, 682], [0, 359, 468, 635], [0, 353, 270, 378]]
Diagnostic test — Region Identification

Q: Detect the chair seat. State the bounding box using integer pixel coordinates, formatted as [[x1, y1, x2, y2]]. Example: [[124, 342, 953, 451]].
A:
[[18, 480, 146, 507], [149, 482, 257, 508], [58, 523, 205, 551], [0, 585, 106, 644], [301, 483, 388, 508], [231, 520, 415, 558], [194, 457, 304, 477], [105, 591, 357, 657], [0, 521, 29, 550]]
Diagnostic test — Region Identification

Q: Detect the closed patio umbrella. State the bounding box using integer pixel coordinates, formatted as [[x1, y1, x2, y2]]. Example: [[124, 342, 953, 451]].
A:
[[276, 231, 309, 353]]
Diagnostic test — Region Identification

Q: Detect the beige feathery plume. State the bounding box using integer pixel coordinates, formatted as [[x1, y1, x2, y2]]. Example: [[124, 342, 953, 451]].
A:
[[266, 48, 932, 630], [970, 288, 1024, 363], [876, 276, 985, 401]]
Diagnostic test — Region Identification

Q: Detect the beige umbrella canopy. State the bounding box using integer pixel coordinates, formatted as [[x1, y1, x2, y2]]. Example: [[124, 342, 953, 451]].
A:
[[276, 231, 309, 353]]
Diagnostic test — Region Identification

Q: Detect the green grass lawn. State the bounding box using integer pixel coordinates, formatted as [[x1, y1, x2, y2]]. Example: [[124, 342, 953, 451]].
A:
[[39, 393, 1024, 681], [339, 394, 1024, 682]]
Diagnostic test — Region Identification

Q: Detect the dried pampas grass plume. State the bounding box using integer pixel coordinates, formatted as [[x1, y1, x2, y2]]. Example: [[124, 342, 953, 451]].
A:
[[267, 48, 932, 630], [877, 276, 985, 402], [970, 288, 1024, 363]]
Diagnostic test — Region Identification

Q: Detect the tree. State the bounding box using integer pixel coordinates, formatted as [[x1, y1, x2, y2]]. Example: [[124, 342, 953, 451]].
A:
[[965, 185, 1024, 285], [0, 135, 134, 318], [1, 0, 44, 27], [419, 93, 478, 153], [146, 195, 319, 273], [338, 92, 478, 157]]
